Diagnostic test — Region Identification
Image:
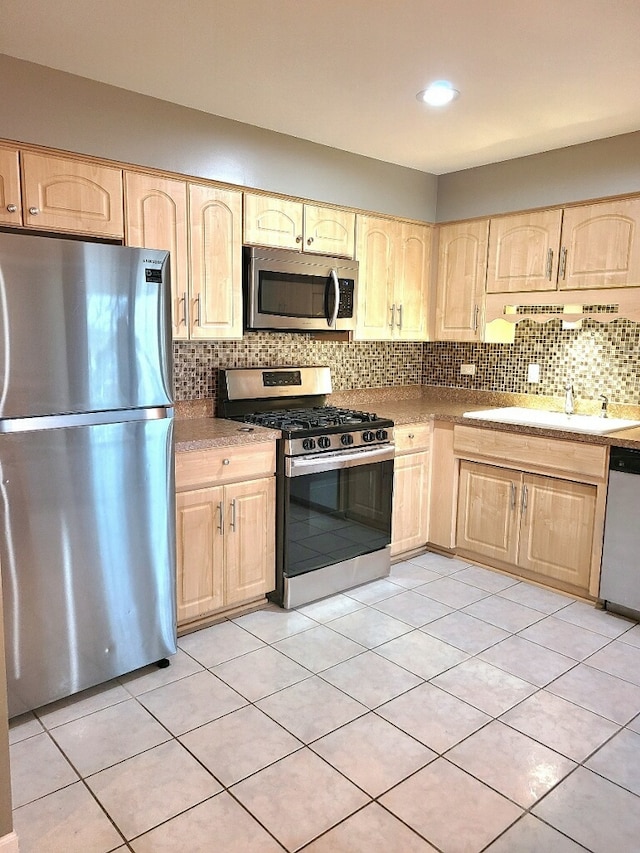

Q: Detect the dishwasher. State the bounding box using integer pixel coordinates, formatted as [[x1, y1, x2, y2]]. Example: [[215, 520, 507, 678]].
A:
[[600, 446, 640, 618]]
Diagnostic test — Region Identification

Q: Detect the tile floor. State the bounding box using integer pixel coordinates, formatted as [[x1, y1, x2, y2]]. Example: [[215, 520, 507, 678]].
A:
[[9, 552, 640, 852]]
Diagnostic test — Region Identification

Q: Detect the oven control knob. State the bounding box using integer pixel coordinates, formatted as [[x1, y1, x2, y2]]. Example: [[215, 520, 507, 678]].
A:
[[302, 438, 316, 451], [341, 433, 354, 446], [376, 429, 388, 441], [318, 436, 331, 449], [362, 430, 376, 442]]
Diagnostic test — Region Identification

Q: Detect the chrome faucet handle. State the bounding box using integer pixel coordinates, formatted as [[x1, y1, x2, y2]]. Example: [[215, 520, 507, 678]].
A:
[[599, 394, 609, 418]]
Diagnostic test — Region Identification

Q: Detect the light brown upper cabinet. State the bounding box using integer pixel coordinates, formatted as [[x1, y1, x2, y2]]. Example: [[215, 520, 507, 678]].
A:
[[355, 214, 430, 341], [125, 172, 190, 340], [243, 193, 355, 258], [487, 198, 640, 293], [125, 174, 242, 340], [0, 146, 22, 226], [21, 152, 124, 237], [433, 219, 489, 340]]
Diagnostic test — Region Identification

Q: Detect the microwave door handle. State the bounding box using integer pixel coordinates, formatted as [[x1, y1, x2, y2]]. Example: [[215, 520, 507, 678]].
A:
[[328, 269, 340, 327]]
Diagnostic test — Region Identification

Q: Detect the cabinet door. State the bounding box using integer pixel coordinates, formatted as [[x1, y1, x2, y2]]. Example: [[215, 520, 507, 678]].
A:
[[391, 451, 429, 556], [517, 473, 595, 592], [21, 152, 123, 237], [457, 461, 520, 564], [124, 172, 189, 340], [354, 214, 396, 340], [486, 210, 562, 293], [559, 199, 640, 290], [434, 219, 488, 341], [176, 486, 225, 623], [0, 147, 22, 225], [189, 183, 243, 339], [243, 193, 303, 249], [303, 204, 355, 257], [225, 477, 276, 606], [394, 222, 431, 341]]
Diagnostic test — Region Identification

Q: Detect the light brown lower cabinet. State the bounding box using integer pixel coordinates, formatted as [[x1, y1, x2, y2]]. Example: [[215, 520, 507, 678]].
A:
[[391, 424, 430, 557], [175, 444, 276, 627], [457, 459, 597, 594]]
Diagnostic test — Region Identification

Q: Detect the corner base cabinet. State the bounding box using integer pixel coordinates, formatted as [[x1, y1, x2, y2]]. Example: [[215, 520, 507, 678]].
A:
[[175, 442, 276, 627]]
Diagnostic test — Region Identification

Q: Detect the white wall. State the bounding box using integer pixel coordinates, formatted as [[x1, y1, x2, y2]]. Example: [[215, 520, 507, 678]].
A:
[[0, 54, 438, 222]]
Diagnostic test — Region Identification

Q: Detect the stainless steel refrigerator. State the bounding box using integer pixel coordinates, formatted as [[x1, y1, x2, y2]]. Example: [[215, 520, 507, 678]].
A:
[[0, 232, 177, 717]]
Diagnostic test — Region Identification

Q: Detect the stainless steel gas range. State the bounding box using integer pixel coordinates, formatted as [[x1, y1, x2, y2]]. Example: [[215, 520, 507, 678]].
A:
[[219, 367, 394, 608]]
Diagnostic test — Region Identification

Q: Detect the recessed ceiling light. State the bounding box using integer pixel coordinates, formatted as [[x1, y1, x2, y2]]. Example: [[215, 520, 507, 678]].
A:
[[416, 80, 460, 107]]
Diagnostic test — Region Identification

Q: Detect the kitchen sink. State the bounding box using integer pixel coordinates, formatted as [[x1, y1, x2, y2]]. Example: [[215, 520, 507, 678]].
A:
[[462, 407, 640, 434]]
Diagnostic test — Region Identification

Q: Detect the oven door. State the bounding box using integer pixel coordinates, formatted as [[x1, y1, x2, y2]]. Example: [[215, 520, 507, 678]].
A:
[[281, 445, 394, 579]]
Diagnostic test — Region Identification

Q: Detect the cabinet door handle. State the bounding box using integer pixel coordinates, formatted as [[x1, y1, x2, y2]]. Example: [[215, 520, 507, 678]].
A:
[[510, 481, 516, 510], [296, 235, 303, 243], [546, 248, 554, 280], [29, 206, 40, 216], [473, 304, 479, 333], [229, 499, 237, 532], [389, 304, 396, 328], [559, 247, 568, 280], [6, 204, 17, 213], [521, 483, 528, 514], [408, 433, 415, 439], [307, 237, 314, 246], [397, 304, 403, 330], [179, 292, 188, 327], [195, 294, 201, 326], [217, 501, 224, 534]]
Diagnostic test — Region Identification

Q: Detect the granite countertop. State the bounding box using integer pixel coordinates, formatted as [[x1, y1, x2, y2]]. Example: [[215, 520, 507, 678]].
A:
[[174, 386, 640, 452]]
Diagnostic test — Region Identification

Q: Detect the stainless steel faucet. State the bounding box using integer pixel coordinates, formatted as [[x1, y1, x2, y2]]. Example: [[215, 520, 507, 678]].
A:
[[564, 381, 574, 415], [599, 394, 609, 418]]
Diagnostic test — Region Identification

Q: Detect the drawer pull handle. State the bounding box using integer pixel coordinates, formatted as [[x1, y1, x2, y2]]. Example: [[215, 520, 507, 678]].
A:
[[408, 433, 415, 439], [6, 204, 17, 213], [222, 458, 230, 465], [29, 206, 40, 216]]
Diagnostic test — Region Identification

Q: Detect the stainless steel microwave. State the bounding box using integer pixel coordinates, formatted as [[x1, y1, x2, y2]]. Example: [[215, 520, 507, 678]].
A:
[[244, 246, 358, 333]]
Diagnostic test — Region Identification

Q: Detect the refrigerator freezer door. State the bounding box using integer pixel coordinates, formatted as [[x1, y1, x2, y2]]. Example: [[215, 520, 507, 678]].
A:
[[0, 416, 176, 717], [0, 232, 172, 418]]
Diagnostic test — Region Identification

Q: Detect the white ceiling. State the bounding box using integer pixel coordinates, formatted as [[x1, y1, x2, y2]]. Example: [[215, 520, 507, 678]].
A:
[[2, 0, 640, 175]]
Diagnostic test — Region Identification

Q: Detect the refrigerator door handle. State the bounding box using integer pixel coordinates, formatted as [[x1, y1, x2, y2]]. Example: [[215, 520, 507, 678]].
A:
[[0, 407, 173, 434]]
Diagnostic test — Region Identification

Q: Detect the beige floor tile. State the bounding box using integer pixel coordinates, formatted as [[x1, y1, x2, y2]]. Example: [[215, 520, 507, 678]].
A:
[[446, 720, 576, 807], [49, 698, 170, 776], [296, 592, 365, 622], [585, 639, 640, 686], [372, 589, 452, 627], [416, 576, 489, 609], [619, 622, 640, 649], [312, 712, 436, 796], [211, 645, 312, 702], [451, 564, 519, 592], [586, 727, 640, 795], [86, 739, 221, 840], [463, 595, 544, 633], [256, 675, 367, 742], [233, 607, 317, 643], [12, 781, 124, 853], [327, 607, 413, 648], [376, 630, 468, 680], [380, 758, 522, 853], [546, 663, 640, 723], [501, 690, 619, 762], [344, 578, 404, 604], [36, 680, 131, 729], [303, 802, 438, 852], [320, 650, 422, 708], [8, 711, 43, 745], [130, 791, 283, 852], [519, 615, 611, 660], [10, 732, 78, 807], [231, 748, 369, 851], [137, 669, 247, 735], [479, 635, 576, 687], [533, 766, 640, 853], [273, 624, 365, 672], [377, 682, 491, 753], [178, 619, 265, 667], [387, 560, 443, 589], [406, 552, 469, 575], [180, 704, 302, 786], [497, 582, 575, 614], [484, 814, 587, 852], [119, 648, 204, 696], [553, 600, 634, 638], [431, 658, 536, 717], [421, 611, 509, 654]]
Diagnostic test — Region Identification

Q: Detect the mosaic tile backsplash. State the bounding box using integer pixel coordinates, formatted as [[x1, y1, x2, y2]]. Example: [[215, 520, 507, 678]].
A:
[[173, 319, 640, 409]]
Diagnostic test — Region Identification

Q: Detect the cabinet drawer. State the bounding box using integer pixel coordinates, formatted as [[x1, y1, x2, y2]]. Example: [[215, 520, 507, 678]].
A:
[[394, 423, 431, 454], [176, 443, 276, 490], [453, 424, 607, 480]]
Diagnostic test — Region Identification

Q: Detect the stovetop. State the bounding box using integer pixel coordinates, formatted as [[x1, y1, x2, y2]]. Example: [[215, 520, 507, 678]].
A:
[[242, 405, 385, 432]]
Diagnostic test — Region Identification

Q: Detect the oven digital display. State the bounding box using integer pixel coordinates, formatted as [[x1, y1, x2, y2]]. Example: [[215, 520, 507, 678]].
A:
[[262, 371, 302, 387]]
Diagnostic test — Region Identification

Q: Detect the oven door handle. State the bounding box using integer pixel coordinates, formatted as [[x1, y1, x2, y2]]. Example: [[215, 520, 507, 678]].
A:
[[328, 269, 340, 328], [285, 444, 395, 477]]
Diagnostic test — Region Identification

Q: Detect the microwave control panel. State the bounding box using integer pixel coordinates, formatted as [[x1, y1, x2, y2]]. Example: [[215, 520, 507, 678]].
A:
[[337, 280, 355, 318]]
